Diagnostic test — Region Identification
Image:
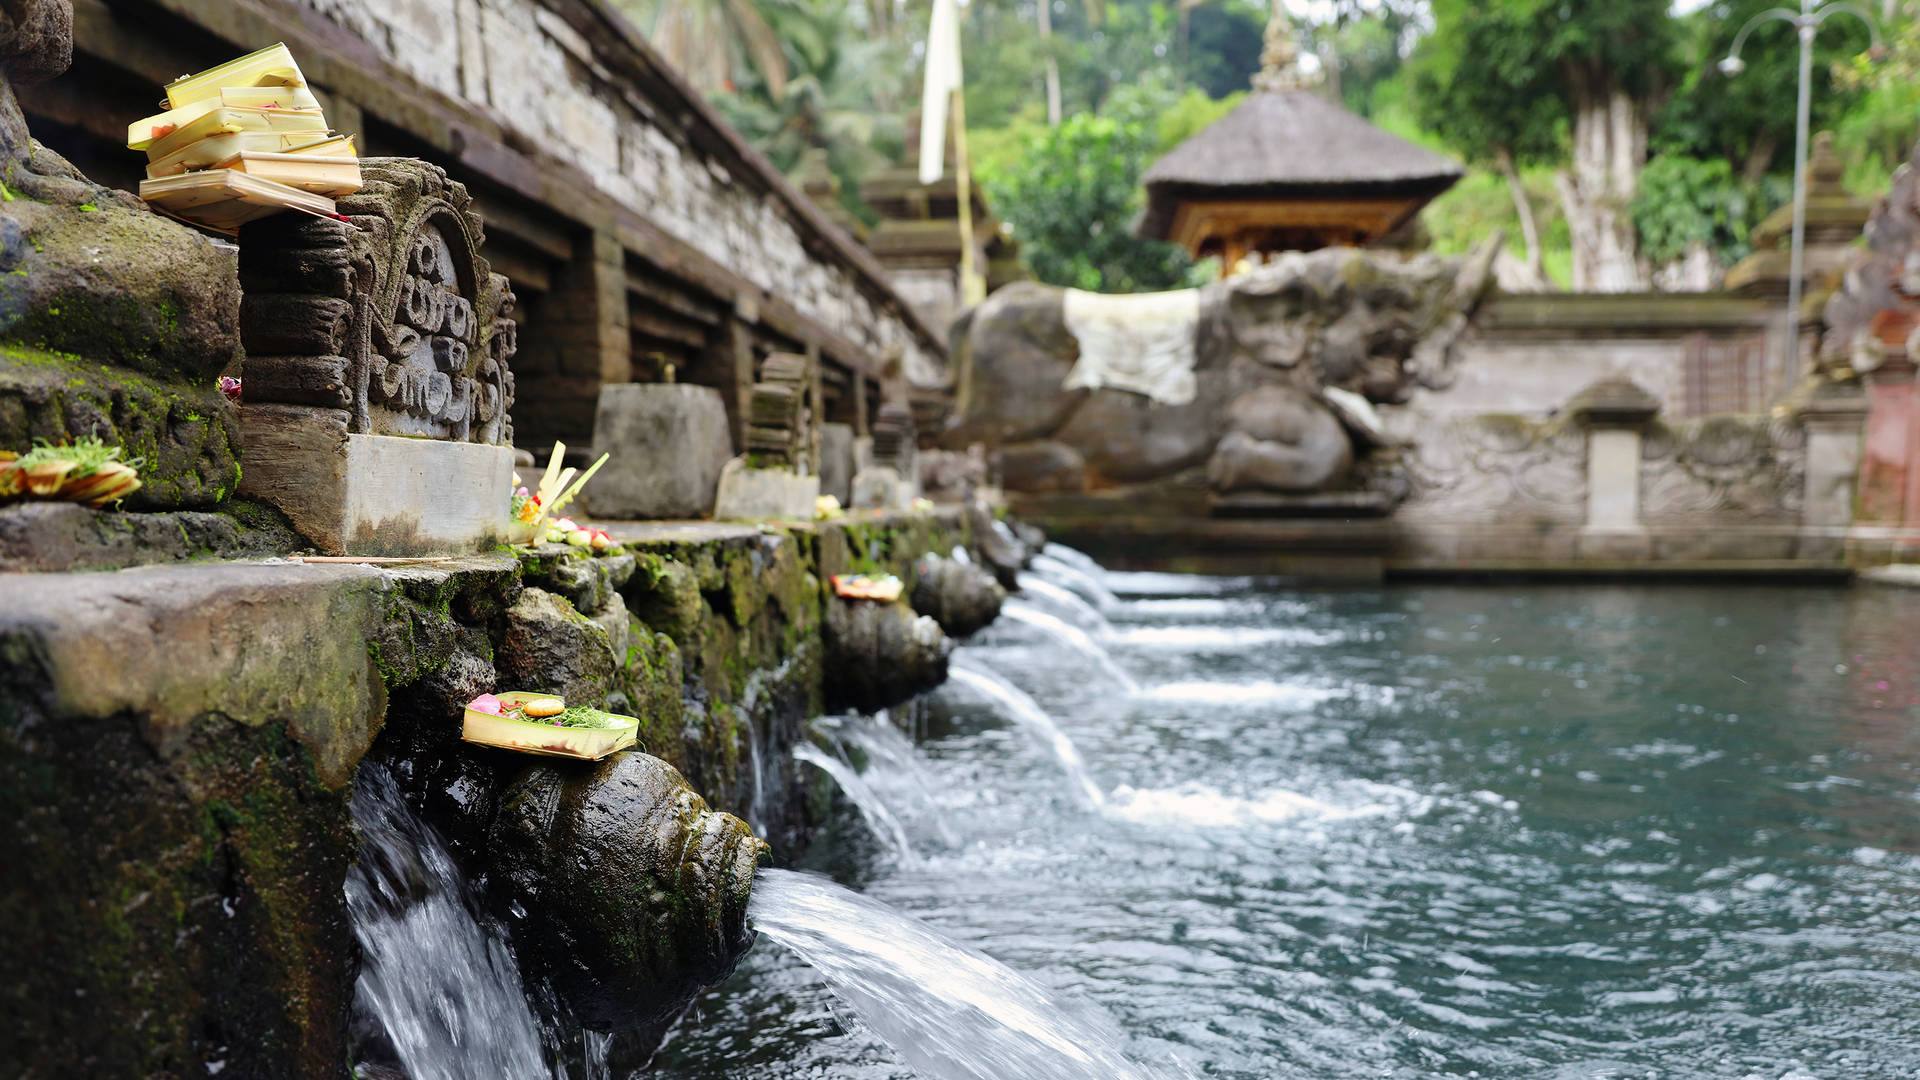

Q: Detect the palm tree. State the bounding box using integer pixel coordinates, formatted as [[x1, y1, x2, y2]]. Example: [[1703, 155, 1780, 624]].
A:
[[618, 0, 793, 97]]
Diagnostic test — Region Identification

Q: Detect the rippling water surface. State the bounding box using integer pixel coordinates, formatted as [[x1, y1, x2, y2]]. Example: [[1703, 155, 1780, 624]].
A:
[[653, 579, 1920, 1079]]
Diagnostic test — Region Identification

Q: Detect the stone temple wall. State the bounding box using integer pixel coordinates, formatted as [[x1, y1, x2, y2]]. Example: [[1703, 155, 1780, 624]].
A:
[[35, 0, 949, 450], [283, 0, 944, 391]]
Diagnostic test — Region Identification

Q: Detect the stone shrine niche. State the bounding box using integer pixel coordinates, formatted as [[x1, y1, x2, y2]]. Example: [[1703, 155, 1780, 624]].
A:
[[235, 159, 521, 555], [238, 158, 516, 446]]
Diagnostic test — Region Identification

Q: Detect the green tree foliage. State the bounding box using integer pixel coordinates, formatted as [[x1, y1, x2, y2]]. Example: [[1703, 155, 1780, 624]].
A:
[[1654, 0, 1873, 179], [982, 83, 1197, 293], [1630, 155, 1787, 266], [1179, 1, 1265, 99]]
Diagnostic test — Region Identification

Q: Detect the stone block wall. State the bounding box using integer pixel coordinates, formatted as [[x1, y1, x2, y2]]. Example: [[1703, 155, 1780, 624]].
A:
[[278, 0, 944, 388], [34, 0, 950, 456]]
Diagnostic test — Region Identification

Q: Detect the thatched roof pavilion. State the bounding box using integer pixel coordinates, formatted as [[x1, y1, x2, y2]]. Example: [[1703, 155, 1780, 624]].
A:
[[1137, 14, 1463, 269]]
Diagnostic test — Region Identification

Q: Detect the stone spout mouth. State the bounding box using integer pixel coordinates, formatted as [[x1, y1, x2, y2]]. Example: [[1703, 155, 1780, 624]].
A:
[[490, 751, 770, 1033]]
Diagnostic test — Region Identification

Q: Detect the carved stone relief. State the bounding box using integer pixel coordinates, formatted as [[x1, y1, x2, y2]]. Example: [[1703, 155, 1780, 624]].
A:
[[1396, 413, 1587, 522], [1639, 415, 1805, 524], [238, 158, 516, 446]]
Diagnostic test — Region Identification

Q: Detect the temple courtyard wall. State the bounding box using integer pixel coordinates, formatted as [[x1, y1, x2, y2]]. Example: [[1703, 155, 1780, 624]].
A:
[[32, 0, 951, 452]]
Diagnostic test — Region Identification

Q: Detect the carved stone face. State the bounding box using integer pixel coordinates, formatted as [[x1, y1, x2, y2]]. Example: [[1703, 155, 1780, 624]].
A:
[[0, 0, 73, 87]]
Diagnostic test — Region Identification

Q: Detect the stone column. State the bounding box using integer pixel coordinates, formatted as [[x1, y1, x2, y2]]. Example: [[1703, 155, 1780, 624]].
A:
[[511, 227, 628, 450], [1567, 378, 1661, 556], [1856, 359, 1916, 524], [1799, 381, 1871, 528]]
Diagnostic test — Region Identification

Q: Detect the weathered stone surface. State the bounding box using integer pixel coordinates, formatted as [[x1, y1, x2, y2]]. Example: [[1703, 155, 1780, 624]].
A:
[[498, 585, 617, 706], [0, 498, 300, 571], [0, 561, 393, 783], [0, 195, 241, 383], [818, 421, 855, 505], [911, 552, 1005, 638], [851, 465, 908, 510], [519, 543, 636, 614], [823, 598, 951, 713], [713, 458, 819, 521], [489, 752, 767, 1033], [0, 559, 405, 1079], [239, 160, 516, 445], [1206, 385, 1354, 494], [968, 500, 1032, 588], [946, 245, 1499, 498], [946, 281, 1086, 445], [0, 343, 242, 509], [995, 440, 1088, 494], [918, 444, 988, 504], [238, 406, 517, 555], [585, 384, 734, 520]]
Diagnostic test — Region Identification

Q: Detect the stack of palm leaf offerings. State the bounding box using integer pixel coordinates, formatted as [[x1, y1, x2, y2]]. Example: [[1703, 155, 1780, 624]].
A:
[[745, 352, 813, 468], [129, 43, 362, 233], [0, 438, 141, 507]]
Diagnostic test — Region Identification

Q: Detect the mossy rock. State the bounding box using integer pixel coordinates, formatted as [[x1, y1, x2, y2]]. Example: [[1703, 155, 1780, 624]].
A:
[[488, 752, 768, 1034], [0, 342, 241, 508], [0, 195, 240, 382]]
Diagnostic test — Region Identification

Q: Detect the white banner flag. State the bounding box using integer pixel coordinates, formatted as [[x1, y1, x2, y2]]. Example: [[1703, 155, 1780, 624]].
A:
[[919, 0, 961, 186]]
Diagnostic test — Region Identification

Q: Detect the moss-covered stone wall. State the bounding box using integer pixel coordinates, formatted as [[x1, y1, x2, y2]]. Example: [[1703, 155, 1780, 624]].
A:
[[0, 507, 977, 1078]]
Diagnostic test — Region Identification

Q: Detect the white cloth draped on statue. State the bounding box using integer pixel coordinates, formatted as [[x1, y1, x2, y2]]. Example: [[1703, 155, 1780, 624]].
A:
[[1061, 287, 1201, 406]]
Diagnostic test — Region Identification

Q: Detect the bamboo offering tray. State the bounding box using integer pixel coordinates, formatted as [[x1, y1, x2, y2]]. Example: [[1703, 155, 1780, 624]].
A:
[[461, 691, 639, 760]]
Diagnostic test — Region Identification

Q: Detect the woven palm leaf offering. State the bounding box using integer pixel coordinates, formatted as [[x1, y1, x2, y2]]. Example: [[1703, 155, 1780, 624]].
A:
[[0, 438, 143, 507], [462, 691, 640, 760]]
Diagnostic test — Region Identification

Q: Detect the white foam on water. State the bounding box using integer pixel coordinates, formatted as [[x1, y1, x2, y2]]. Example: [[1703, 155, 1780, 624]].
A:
[[1112, 625, 1342, 649], [1102, 571, 1257, 596], [1138, 680, 1336, 708], [1104, 783, 1339, 827]]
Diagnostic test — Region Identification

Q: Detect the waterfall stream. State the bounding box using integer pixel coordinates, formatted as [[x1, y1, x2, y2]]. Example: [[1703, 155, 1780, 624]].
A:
[[1028, 553, 1119, 610], [1000, 600, 1140, 692], [1015, 571, 1113, 635], [792, 741, 919, 863], [345, 765, 551, 1080], [948, 659, 1106, 807], [747, 868, 1164, 1080]]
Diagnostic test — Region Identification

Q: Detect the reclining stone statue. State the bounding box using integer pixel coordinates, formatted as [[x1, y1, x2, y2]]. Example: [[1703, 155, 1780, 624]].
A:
[[943, 238, 1500, 505]]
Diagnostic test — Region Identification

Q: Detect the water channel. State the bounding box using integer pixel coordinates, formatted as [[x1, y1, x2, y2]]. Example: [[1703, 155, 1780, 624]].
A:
[[653, 566, 1920, 1079]]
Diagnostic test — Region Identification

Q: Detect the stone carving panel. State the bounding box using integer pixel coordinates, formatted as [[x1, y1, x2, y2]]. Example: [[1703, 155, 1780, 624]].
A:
[[1639, 415, 1804, 524], [1396, 413, 1587, 522], [238, 158, 516, 445]]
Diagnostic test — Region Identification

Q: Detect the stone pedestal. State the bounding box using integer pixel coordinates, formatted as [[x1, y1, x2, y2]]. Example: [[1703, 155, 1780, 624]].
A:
[[240, 406, 515, 555], [818, 422, 855, 505], [234, 160, 520, 555], [584, 383, 733, 519], [712, 459, 819, 521]]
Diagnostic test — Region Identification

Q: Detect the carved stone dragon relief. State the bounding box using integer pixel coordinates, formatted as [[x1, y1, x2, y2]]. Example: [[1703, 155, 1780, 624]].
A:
[[1394, 413, 1587, 522], [238, 158, 516, 445], [1639, 415, 1805, 523]]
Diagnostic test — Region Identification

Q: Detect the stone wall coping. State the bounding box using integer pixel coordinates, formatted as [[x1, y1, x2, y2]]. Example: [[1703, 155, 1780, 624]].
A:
[[117, 0, 950, 383], [1482, 292, 1779, 335], [536, 0, 952, 357]]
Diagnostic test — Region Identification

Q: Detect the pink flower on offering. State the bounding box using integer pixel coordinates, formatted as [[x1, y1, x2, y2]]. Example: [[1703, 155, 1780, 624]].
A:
[[217, 376, 242, 402], [467, 693, 503, 715]]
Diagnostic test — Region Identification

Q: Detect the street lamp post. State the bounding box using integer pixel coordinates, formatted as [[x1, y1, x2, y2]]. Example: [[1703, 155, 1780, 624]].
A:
[[1719, 1, 1879, 372]]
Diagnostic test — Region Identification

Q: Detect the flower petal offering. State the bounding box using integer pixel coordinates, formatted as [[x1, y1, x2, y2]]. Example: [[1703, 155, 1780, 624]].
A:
[[461, 691, 640, 760]]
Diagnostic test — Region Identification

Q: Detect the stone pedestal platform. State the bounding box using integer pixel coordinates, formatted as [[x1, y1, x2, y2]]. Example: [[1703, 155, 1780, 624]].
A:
[[240, 406, 514, 555]]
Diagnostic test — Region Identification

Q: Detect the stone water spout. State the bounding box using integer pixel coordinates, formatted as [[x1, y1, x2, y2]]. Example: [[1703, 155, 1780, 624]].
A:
[[488, 751, 768, 1038]]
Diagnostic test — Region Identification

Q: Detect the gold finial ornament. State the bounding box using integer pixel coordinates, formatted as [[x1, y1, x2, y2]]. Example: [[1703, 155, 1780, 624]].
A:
[[1252, 7, 1320, 93]]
